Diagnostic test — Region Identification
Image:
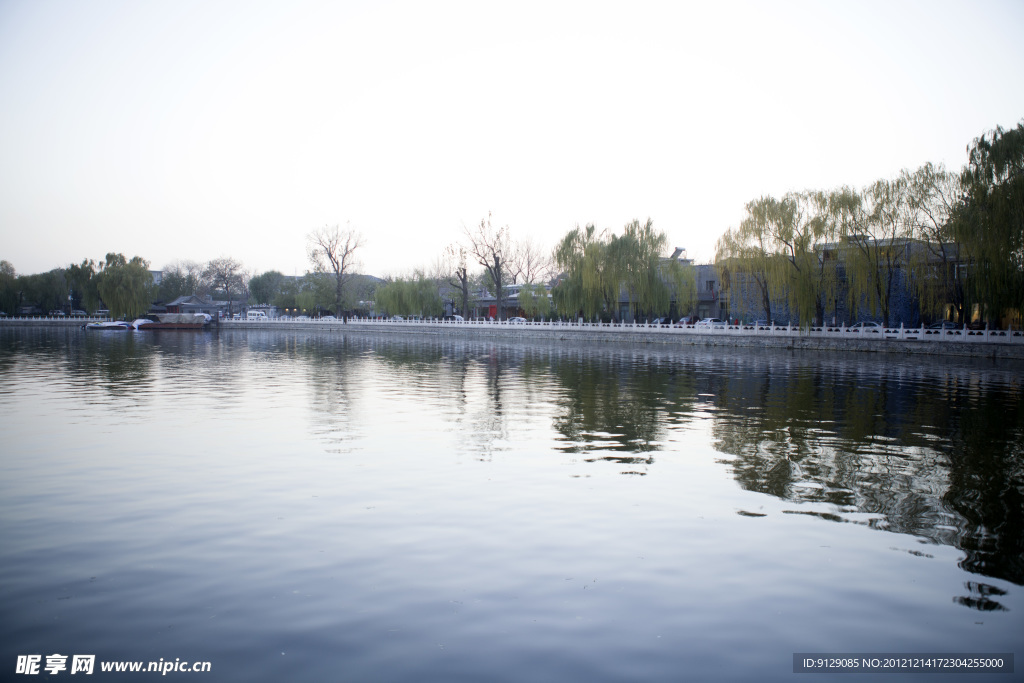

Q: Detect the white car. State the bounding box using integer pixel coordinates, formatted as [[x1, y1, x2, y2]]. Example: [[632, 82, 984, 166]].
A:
[[320, 315, 337, 321], [848, 321, 881, 332], [507, 317, 527, 323], [695, 318, 724, 328]]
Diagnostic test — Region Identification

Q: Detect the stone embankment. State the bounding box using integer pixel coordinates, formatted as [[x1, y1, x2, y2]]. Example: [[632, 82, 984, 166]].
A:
[[224, 318, 1024, 360], [5, 316, 1023, 360]]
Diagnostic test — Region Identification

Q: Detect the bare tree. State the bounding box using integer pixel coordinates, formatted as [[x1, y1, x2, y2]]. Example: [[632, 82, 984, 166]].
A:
[[464, 213, 512, 320], [203, 257, 246, 316], [160, 259, 205, 300], [437, 244, 473, 317], [509, 236, 554, 285], [307, 224, 363, 319]]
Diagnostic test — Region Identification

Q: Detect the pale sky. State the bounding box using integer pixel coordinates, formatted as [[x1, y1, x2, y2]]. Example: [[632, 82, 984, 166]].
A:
[[2, 0, 1022, 279]]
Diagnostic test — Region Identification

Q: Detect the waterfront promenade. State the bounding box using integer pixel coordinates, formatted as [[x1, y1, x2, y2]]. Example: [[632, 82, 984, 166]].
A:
[[5, 315, 1023, 359]]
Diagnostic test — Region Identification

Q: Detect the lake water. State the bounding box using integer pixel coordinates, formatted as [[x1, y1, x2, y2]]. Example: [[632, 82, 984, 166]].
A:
[[1, 327, 1021, 682]]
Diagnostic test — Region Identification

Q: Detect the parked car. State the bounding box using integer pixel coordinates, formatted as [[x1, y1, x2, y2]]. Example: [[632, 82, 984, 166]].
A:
[[70, 309, 87, 317], [320, 315, 337, 321], [848, 321, 882, 331], [296, 315, 310, 321], [507, 317, 527, 323], [49, 310, 66, 317], [926, 321, 959, 330], [695, 318, 724, 328], [391, 315, 404, 321]]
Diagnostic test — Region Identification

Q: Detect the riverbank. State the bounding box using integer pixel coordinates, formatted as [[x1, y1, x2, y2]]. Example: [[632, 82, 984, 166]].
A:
[[221, 318, 1024, 360], [6, 316, 1021, 360]]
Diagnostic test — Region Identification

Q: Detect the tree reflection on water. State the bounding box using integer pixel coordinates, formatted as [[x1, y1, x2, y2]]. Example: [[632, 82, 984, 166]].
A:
[[8, 327, 1019, 599]]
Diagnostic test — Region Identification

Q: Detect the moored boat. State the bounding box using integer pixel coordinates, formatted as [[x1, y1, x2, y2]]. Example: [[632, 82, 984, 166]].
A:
[[85, 320, 134, 330], [133, 313, 210, 330]]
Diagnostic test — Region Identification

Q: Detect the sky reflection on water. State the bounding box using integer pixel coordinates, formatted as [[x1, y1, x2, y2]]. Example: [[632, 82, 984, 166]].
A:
[[1, 327, 1021, 682]]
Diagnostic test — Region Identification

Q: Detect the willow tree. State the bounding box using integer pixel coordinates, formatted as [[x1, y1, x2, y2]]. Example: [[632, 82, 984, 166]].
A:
[[516, 282, 551, 319], [374, 271, 443, 317], [952, 121, 1024, 325], [790, 191, 845, 326], [664, 257, 697, 319], [616, 219, 669, 320], [95, 253, 154, 319], [906, 163, 964, 322], [839, 174, 920, 327], [716, 198, 788, 323], [552, 224, 619, 320]]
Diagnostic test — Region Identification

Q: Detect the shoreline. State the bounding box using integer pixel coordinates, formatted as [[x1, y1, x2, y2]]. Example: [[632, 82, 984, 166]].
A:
[[5, 317, 1024, 361]]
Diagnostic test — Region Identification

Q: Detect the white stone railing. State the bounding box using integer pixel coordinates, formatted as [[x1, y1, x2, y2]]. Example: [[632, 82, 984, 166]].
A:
[[219, 317, 1024, 344], [0, 315, 110, 322]]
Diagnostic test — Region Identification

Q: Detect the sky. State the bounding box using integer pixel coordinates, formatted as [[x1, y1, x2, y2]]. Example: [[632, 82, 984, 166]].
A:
[[1, 0, 1023, 279]]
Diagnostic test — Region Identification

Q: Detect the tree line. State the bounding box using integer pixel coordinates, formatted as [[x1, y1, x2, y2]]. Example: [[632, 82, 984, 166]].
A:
[[715, 121, 1023, 327], [4, 120, 1017, 325], [0, 254, 255, 320]]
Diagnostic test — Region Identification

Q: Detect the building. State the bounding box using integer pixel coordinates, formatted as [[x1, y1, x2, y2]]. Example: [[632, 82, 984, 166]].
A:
[[164, 295, 227, 318]]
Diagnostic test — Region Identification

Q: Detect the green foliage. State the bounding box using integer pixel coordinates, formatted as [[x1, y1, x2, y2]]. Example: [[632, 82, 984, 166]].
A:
[[553, 220, 689, 321], [272, 276, 299, 310], [716, 200, 785, 323], [0, 260, 19, 314], [905, 163, 963, 322], [553, 224, 617, 319], [67, 259, 101, 313], [619, 218, 671, 319], [662, 258, 696, 317], [516, 282, 551, 319], [952, 121, 1024, 323], [15, 268, 69, 313], [95, 253, 155, 319], [374, 271, 443, 317], [249, 270, 285, 305], [840, 175, 919, 326], [158, 261, 203, 303], [717, 167, 962, 327], [298, 272, 336, 313]]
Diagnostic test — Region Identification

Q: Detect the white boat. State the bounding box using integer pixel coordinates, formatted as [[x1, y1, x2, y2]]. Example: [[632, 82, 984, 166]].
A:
[[85, 320, 134, 330]]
